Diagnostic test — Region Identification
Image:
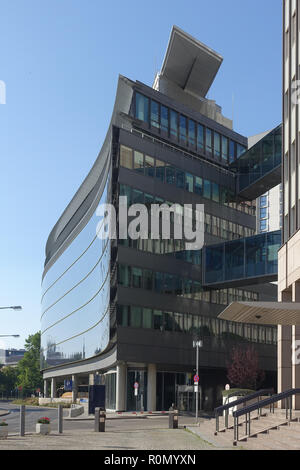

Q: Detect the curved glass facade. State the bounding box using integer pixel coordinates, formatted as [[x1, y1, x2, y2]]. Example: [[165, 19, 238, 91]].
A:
[[41, 179, 111, 369]]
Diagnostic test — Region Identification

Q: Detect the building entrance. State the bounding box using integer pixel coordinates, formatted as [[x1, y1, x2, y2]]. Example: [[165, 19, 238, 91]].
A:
[[176, 385, 202, 413]]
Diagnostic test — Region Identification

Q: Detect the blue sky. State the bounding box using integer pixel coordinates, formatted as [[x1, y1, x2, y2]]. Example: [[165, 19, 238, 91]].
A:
[[0, 0, 282, 350]]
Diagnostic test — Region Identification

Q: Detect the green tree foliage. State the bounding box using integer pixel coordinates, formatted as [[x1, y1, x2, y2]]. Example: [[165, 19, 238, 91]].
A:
[[16, 332, 43, 394], [0, 366, 18, 394]]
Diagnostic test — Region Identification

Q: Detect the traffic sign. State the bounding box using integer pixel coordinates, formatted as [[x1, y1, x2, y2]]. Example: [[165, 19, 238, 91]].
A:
[[134, 382, 139, 389], [194, 375, 199, 383]]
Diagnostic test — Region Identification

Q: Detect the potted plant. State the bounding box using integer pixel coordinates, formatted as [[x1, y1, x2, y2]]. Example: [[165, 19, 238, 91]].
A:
[[0, 421, 8, 440], [36, 417, 51, 435]]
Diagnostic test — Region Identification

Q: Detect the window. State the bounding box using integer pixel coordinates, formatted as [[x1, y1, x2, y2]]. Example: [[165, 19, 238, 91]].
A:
[[260, 195, 268, 207], [237, 143, 247, 158], [132, 268, 142, 288], [212, 183, 220, 203], [154, 272, 164, 293], [188, 120, 196, 147], [166, 165, 176, 185], [194, 176, 202, 195], [161, 106, 169, 133], [145, 155, 155, 178], [203, 179, 211, 199], [143, 269, 153, 290], [206, 129, 212, 155], [131, 306, 142, 328], [197, 124, 204, 151], [119, 265, 130, 287], [222, 136, 228, 163], [143, 308, 152, 329], [260, 207, 268, 219], [214, 132, 221, 159], [135, 93, 149, 123], [133, 151, 144, 174], [185, 173, 193, 193], [260, 219, 268, 232], [151, 101, 160, 129], [120, 145, 133, 169], [170, 110, 178, 139], [132, 189, 144, 204], [155, 159, 165, 182], [176, 169, 185, 189], [179, 115, 187, 145], [229, 140, 236, 163], [164, 274, 174, 295], [153, 310, 164, 330]]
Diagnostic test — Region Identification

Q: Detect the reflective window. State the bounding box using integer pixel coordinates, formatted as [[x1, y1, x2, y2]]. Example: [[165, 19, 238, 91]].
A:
[[222, 136, 228, 163], [161, 106, 169, 133], [120, 145, 133, 169], [131, 306, 142, 328], [197, 124, 204, 151], [188, 120, 196, 147], [151, 101, 160, 129], [133, 151, 144, 174], [170, 110, 178, 139], [166, 165, 176, 185], [212, 183, 220, 203], [143, 308, 152, 329], [203, 179, 211, 199], [135, 93, 149, 123], [179, 115, 187, 145], [194, 176, 202, 196], [132, 267, 142, 288], [176, 169, 185, 189], [155, 159, 165, 182], [214, 132, 221, 160], [229, 140, 236, 163], [185, 173, 193, 193], [145, 155, 155, 178], [206, 129, 212, 155]]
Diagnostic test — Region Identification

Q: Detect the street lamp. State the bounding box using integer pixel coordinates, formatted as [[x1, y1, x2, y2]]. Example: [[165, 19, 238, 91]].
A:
[[0, 335, 20, 338], [193, 340, 203, 425], [0, 306, 22, 311]]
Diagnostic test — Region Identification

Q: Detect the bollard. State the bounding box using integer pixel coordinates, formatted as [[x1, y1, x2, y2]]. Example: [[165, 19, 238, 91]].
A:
[[169, 406, 179, 429], [99, 409, 106, 432], [58, 405, 63, 434], [20, 405, 25, 437], [94, 407, 100, 432], [95, 408, 106, 432]]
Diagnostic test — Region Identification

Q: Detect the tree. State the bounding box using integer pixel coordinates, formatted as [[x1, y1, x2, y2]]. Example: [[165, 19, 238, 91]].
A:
[[227, 346, 265, 390], [0, 366, 18, 395], [16, 332, 43, 395]]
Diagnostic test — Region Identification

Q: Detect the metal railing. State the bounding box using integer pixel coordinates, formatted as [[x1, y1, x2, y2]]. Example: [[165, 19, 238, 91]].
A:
[[233, 388, 300, 444], [215, 389, 274, 434]]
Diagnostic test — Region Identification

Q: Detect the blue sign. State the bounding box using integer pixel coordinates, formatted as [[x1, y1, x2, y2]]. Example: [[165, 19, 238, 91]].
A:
[[64, 379, 73, 391]]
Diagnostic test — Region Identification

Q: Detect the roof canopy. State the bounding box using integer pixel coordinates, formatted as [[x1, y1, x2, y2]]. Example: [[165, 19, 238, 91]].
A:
[[160, 26, 223, 98], [218, 302, 300, 326]]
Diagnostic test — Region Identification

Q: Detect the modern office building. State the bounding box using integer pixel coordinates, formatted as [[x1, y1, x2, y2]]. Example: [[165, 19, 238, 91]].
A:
[[0, 349, 25, 367], [219, 0, 300, 411], [41, 26, 279, 412]]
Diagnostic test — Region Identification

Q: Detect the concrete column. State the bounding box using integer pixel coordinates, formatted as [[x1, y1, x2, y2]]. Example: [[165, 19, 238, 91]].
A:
[[292, 282, 300, 409], [44, 379, 49, 398], [89, 374, 95, 386], [72, 375, 78, 403], [278, 290, 292, 407], [116, 363, 127, 412], [147, 364, 157, 412], [50, 378, 56, 399]]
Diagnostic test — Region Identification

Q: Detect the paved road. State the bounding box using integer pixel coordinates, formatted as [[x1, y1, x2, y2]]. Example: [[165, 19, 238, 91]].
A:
[[0, 401, 218, 450]]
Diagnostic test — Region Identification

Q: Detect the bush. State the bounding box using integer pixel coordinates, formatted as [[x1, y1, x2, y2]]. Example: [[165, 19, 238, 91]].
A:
[[222, 388, 255, 398], [0, 421, 8, 426]]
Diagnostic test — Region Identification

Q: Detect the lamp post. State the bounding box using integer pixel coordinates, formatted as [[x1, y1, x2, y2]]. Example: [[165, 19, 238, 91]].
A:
[[0, 306, 22, 311], [0, 335, 20, 338], [193, 340, 203, 425]]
